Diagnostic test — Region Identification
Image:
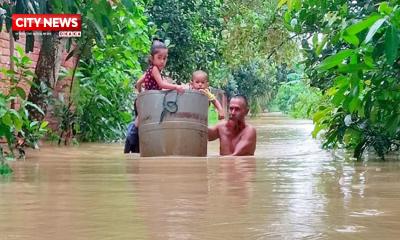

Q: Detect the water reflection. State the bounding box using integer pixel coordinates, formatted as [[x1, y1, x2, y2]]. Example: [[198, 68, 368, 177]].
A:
[[1, 113, 400, 239], [126, 156, 257, 240]]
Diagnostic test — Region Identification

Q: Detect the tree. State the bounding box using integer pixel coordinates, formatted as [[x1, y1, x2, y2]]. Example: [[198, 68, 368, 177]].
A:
[[218, 0, 299, 114], [1, 46, 48, 163], [280, 0, 400, 159], [3, 0, 151, 143], [146, 0, 223, 82], [72, 1, 150, 142], [26, 0, 116, 120], [230, 60, 278, 114], [221, 0, 297, 67]]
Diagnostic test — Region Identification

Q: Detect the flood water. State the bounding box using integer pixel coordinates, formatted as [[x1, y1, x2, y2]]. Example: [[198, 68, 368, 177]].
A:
[[1, 113, 400, 239]]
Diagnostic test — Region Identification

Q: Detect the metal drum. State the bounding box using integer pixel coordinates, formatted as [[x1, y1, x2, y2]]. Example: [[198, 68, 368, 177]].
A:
[[137, 89, 208, 157]]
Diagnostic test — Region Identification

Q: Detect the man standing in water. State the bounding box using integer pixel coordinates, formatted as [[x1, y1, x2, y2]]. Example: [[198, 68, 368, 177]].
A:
[[208, 95, 256, 156]]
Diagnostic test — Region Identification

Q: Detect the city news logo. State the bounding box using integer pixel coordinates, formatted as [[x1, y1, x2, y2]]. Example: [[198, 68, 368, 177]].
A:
[[12, 14, 81, 37]]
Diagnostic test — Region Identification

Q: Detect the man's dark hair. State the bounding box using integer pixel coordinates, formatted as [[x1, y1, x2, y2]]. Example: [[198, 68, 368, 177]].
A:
[[231, 94, 249, 108]]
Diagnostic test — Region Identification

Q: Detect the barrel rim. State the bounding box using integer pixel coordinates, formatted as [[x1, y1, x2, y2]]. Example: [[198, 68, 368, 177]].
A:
[[139, 122, 208, 131], [137, 89, 207, 97]]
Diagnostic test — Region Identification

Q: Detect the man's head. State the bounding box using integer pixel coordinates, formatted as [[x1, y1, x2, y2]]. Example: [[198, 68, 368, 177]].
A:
[[228, 95, 249, 123], [191, 70, 209, 90]]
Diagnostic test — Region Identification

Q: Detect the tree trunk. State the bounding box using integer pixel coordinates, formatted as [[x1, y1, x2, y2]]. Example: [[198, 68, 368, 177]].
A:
[[27, 33, 64, 121]]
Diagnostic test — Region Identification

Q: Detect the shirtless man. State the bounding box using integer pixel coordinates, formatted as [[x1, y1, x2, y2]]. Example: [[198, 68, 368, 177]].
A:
[[208, 95, 256, 156]]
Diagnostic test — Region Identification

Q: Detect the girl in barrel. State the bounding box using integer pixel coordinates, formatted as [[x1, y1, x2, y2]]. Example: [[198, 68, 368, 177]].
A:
[[135, 39, 184, 93]]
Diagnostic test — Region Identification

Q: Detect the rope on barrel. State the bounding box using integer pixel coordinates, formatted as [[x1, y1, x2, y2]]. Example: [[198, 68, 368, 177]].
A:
[[159, 90, 179, 124]]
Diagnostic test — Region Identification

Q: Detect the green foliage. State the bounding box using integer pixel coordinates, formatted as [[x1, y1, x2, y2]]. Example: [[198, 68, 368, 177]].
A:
[[215, 0, 299, 114], [0, 161, 13, 175], [222, 0, 298, 67], [147, 0, 223, 82], [32, 0, 150, 143], [271, 81, 304, 114], [229, 60, 278, 115], [281, 0, 400, 159], [74, 61, 135, 142], [72, 2, 150, 142], [0, 0, 47, 52], [49, 0, 119, 56], [271, 81, 322, 119], [0, 46, 48, 162], [291, 87, 323, 119], [52, 96, 78, 145]]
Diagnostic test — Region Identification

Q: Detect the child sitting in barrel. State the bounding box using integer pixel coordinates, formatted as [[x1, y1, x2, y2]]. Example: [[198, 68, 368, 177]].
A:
[[135, 39, 184, 93], [190, 70, 225, 120]]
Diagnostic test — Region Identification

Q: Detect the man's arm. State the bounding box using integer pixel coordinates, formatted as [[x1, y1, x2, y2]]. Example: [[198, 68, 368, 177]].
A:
[[208, 124, 220, 141], [231, 126, 256, 156]]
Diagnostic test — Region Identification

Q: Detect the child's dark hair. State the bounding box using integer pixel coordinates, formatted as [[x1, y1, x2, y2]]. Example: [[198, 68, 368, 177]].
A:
[[148, 38, 167, 65], [150, 38, 167, 56]]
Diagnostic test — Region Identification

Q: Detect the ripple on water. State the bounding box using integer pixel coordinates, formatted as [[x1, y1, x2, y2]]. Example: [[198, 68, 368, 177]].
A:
[[350, 209, 384, 217], [335, 225, 367, 233]]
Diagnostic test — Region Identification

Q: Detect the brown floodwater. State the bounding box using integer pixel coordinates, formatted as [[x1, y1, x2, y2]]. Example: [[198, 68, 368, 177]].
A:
[[1, 113, 400, 240]]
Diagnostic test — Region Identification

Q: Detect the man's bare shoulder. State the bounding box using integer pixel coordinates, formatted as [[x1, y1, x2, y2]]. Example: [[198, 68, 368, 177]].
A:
[[216, 120, 228, 127], [244, 123, 256, 136], [208, 120, 227, 141], [211, 120, 227, 131], [246, 123, 256, 131]]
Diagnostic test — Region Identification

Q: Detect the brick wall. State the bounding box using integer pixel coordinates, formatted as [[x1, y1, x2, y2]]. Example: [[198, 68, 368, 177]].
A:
[[0, 31, 40, 94], [1, 28, 76, 129]]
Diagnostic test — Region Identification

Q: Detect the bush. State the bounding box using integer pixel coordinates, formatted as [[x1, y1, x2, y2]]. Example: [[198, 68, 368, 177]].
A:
[[0, 46, 48, 167], [270, 81, 322, 119]]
